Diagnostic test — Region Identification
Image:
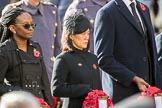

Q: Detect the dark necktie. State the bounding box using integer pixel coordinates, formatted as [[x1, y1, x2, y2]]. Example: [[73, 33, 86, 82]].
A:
[[130, 2, 144, 34]]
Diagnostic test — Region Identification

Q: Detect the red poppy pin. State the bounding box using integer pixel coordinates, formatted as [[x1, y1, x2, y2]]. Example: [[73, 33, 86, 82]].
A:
[[140, 3, 146, 11], [93, 64, 97, 70], [33, 48, 40, 58]]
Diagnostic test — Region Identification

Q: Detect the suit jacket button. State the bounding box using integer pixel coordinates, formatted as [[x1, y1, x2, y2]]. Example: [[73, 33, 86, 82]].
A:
[[143, 57, 147, 61]]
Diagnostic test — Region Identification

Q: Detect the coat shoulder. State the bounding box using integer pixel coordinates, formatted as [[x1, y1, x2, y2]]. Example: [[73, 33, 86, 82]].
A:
[[41, 1, 57, 8], [0, 40, 12, 51], [56, 51, 72, 59], [88, 51, 97, 58], [28, 40, 42, 52]]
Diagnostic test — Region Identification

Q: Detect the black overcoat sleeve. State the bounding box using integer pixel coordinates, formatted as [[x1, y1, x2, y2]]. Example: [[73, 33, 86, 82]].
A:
[[0, 49, 21, 95]]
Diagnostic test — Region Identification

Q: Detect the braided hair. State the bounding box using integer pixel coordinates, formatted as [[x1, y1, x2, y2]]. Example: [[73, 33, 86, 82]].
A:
[[0, 7, 25, 43]]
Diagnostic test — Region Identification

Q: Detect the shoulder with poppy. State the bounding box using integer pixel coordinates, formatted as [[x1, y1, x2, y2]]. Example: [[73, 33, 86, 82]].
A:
[[140, 3, 146, 11]]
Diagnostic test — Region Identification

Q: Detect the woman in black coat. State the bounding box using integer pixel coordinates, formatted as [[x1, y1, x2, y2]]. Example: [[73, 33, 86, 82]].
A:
[[51, 12, 102, 108], [0, 7, 54, 108]]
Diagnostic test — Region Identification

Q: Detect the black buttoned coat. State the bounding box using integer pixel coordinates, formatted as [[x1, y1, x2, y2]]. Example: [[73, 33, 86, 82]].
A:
[[51, 50, 102, 108], [0, 39, 54, 108]]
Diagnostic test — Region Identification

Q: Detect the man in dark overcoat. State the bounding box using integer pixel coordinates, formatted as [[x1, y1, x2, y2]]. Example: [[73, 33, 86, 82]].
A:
[[94, 0, 162, 103]]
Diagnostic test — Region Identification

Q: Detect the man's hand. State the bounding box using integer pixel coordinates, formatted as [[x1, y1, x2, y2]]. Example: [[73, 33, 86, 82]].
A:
[[132, 76, 150, 92]]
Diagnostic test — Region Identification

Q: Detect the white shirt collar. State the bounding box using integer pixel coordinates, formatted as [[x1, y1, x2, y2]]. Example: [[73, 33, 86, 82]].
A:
[[122, 0, 137, 7]]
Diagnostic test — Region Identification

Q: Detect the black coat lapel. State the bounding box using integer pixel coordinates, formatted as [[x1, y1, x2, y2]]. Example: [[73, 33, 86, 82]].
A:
[[137, 2, 152, 35], [115, 0, 143, 35]]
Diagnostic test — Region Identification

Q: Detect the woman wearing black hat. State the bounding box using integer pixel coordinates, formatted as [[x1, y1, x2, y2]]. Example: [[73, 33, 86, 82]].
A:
[[0, 7, 54, 108], [51, 12, 102, 108]]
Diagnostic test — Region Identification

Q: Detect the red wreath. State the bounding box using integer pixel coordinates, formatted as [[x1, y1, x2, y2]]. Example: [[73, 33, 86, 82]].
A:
[[36, 97, 50, 108], [83, 90, 113, 108], [139, 86, 162, 99]]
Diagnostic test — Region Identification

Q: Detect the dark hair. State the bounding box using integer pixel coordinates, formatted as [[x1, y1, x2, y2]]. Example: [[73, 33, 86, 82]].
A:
[[61, 12, 90, 52], [151, 0, 159, 33], [152, 0, 159, 17], [0, 7, 25, 43]]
